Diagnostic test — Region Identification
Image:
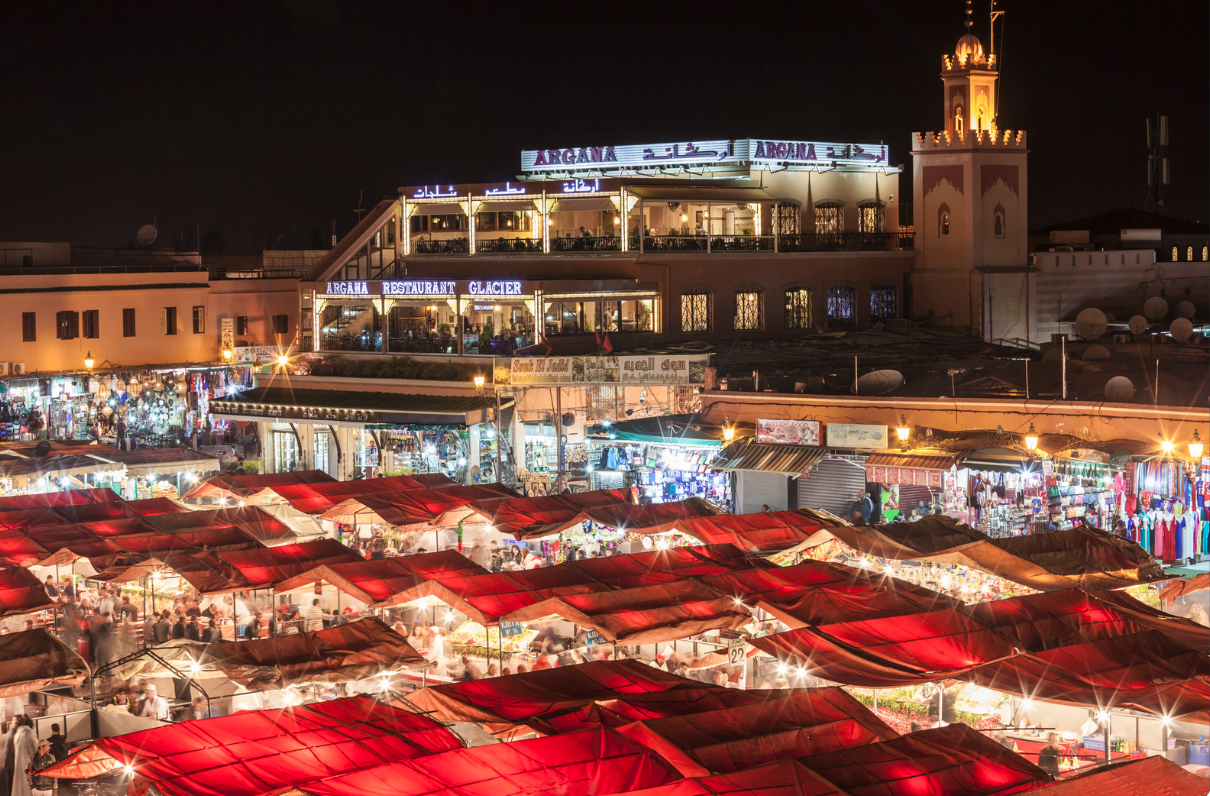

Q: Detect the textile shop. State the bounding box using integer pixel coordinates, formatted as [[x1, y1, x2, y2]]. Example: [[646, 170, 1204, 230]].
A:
[[1124, 457, 1209, 564], [587, 441, 730, 509]]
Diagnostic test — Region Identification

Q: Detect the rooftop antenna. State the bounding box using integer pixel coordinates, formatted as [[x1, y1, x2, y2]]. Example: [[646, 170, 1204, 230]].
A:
[[1144, 114, 1170, 213], [989, 0, 1005, 126], [354, 190, 366, 222]]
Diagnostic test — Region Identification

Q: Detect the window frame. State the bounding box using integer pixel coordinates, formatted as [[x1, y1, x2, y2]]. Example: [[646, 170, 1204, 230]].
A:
[[733, 289, 764, 331], [856, 202, 886, 233], [21, 313, 35, 343], [870, 285, 898, 321], [236, 316, 249, 335], [122, 309, 136, 338], [680, 291, 713, 333], [272, 314, 289, 334], [783, 287, 814, 330], [813, 202, 844, 234], [192, 306, 206, 335], [56, 310, 80, 340], [162, 307, 178, 336], [82, 309, 99, 339], [826, 285, 858, 327]]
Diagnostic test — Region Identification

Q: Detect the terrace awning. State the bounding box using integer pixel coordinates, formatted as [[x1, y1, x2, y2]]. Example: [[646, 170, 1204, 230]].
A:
[[211, 387, 511, 426], [712, 438, 826, 475]]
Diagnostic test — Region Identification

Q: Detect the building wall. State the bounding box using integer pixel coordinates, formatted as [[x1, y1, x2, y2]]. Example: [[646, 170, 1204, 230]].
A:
[[209, 277, 300, 349], [0, 242, 71, 267], [0, 271, 213, 373]]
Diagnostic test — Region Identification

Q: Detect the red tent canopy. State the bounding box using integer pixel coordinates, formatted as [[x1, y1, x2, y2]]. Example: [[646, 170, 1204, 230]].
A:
[[41, 696, 461, 796], [321, 484, 519, 526], [611, 688, 899, 777], [700, 561, 958, 628], [462, 493, 723, 541], [405, 659, 720, 726], [435, 489, 629, 534], [178, 538, 363, 594], [184, 470, 337, 501], [0, 566, 56, 616], [270, 552, 489, 606], [300, 726, 680, 796], [673, 509, 834, 553], [0, 488, 122, 510], [269, 474, 461, 514], [1027, 754, 1208, 795]]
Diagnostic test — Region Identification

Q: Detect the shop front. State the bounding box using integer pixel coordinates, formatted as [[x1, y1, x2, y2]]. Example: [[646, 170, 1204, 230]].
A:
[[209, 385, 510, 484], [1126, 453, 1208, 564], [864, 451, 963, 522], [960, 448, 1047, 537]]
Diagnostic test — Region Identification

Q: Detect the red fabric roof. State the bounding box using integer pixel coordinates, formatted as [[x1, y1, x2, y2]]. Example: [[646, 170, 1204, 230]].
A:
[[814, 516, 1166, 591], [0, 566, 57, 616], [268, 474, 462, 514], [611, 688, 899, 777], [674, 510, 833, 553], [1027, 754, 1208, 795], [44, 696, 461, 796], [321, 484, 520, 526], [0, 487, 122, 510], [184, 470, 337, 500], [178, 538, 364, 594], [300, 726, 680, 796], [405, 659, 720, 727]]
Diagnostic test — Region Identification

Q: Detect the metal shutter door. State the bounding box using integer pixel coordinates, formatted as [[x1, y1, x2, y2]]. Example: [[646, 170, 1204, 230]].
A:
[[797, 457, 866, 517], [738, 471, 788, 514]]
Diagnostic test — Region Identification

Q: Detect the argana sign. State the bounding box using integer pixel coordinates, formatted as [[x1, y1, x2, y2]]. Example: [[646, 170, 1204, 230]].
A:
[[495, 355, 708, 386], [521, 138, 889, 173]]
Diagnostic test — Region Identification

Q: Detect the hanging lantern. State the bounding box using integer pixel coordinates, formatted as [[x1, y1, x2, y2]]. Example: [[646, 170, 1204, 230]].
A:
[[96, 383, 109, 402], [153, 377, 164, 392], [101, 406, 113, 416], [175, 381, 187, 395], [128, 378, 141, 396], [88, 378, 99, 395]]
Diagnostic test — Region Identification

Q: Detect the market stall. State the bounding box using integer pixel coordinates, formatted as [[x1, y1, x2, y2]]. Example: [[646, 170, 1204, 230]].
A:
[[1125, 454, 1208, 564]]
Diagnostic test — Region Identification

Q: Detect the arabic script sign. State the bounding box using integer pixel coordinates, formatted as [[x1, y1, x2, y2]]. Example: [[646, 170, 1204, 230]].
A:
[[521, 138, 889, 172], [756, 419, 821, 446], [495, 355, 708, 386], [826, 423, 888, 450]]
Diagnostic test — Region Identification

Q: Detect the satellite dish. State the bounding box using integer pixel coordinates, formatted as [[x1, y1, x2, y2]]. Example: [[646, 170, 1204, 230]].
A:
[[1104, 376, 1135, 401], [1082, 345, 1110, 360], [1175, 301, 1196, 319], [136, 224, 158, 247], [1143, 296, 1169, 320], [1128, 315, 1149, 335], [1169, 317, 1194, 343], [853, 369, 903, 395], [1074, 308, 1108, 340]]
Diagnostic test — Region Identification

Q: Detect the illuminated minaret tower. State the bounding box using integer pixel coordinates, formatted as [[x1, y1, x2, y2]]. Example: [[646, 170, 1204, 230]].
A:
[[911, 0, 1029, 342]]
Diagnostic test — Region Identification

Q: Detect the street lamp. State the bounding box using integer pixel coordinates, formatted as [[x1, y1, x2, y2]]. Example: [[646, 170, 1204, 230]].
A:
[[723, 426, 735, 442], [222, 349, 233, 361], [1189, 430, 1204, 460], [84, 352, 94, 370], [276, 355, 289, 368], [896, 415, 910, 443], [1024, 423, 1038, 451], [473, 374, 486, 389], [1158, 433, 1174, 455]]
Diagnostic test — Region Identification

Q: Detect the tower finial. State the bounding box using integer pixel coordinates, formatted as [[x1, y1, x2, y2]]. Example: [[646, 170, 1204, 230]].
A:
[[965, 0, 973, 29]]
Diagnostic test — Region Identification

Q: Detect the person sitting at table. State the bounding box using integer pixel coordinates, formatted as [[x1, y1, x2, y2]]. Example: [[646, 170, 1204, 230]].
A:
[[201, 618, 223, 644], [1037, 732, 1062, 778]]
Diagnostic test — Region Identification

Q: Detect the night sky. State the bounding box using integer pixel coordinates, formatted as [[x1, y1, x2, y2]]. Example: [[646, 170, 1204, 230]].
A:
[[3, 1, 1205, 252]]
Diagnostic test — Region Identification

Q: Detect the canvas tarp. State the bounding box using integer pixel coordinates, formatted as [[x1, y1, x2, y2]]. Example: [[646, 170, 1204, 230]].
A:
[[1026, 754, 1209, 795], [1160, 571, 1210, 604], [0, 566, 57, 615], [672, 510, 835, 553], [270, 474, 461, 515], [805, 515, 1166, 591], [319, 484, 520, 526], [41, 696, 462, 796], [0, 628, 88, 696], [175, 538, 364, 594]]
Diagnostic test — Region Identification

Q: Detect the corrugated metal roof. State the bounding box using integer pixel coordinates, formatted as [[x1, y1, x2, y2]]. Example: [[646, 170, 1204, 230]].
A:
[[713, 438, 827, 475], [863, 452, 965, 470]]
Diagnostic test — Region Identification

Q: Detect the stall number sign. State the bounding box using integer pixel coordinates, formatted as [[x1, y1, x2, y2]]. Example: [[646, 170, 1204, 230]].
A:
[[728, 639, 746, 666], [499, 621, 525, 638]]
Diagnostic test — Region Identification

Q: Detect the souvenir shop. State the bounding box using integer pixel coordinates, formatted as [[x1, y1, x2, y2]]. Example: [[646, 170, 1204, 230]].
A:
[[585, 439, 730, 509], [1043, 457, 1122, 533], [1125, 457, 1209, 564], [370, 424, 502, 484], [959, 449, 1048, 537], [518, 423, 560, 496], [0, 367, 250, 446], [864, 452, 963, 523]]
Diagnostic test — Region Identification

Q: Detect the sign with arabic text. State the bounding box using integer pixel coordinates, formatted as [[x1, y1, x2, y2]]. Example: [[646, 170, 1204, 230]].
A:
[[756, 419, 821, 446], [826, 423, 888, 450], [865, 465, 945, 488], [521, 138, 889, 173], [495, 354, 708, 387]]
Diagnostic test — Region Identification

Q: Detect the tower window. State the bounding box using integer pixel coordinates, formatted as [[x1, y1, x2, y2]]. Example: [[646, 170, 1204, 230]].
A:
[[954, 106, 964, 135], [994, 212, 1004, 238], [1203, 246, 1208, 261], [1171, 247, 1178, 261], [941, 213, 950, 236], [1187, 246, 1194, 261]]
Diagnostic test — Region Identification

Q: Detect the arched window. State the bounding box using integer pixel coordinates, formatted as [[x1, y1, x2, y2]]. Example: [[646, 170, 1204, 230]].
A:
[[941, 213, 950, 236], [857, 202, 885, 233], [994, 212, 1004, 238], [870, 286, 897, 320], [1172, 246, 1178, 261], [680, 290, 712, 332], [1203, 245, 1208, 262], [1187, 246, 1194, 261], [814, 202, 843, 234], [784, 287, 814, 329], [954, 106, 964, 135], [733, 289, 764, 330], [826, 285, 856, 327]]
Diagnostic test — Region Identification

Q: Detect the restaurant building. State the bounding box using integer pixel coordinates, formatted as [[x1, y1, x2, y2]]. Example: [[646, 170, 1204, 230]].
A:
[[298, 136, 914, 356]]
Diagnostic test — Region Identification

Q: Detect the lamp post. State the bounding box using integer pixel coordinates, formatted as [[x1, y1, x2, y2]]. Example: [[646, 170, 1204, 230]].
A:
[[1188, 430, 1204, 460], [1024, 423, 1038, 452], [84, 352, 94, 370]]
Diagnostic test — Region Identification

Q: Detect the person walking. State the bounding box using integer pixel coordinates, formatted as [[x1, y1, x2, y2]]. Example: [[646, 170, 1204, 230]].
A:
[[25, 739, 54, 796], [303, 599, 324, 632]]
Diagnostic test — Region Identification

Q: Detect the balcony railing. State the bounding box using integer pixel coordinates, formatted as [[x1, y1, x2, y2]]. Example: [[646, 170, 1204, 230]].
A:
[[475, 237, 543, 254], [711, 235, 776, 252], [641, 235, 708, 252], [412, 237, 469, 255], [550, 235, 621, 252], [778, 232, 915, 252]]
